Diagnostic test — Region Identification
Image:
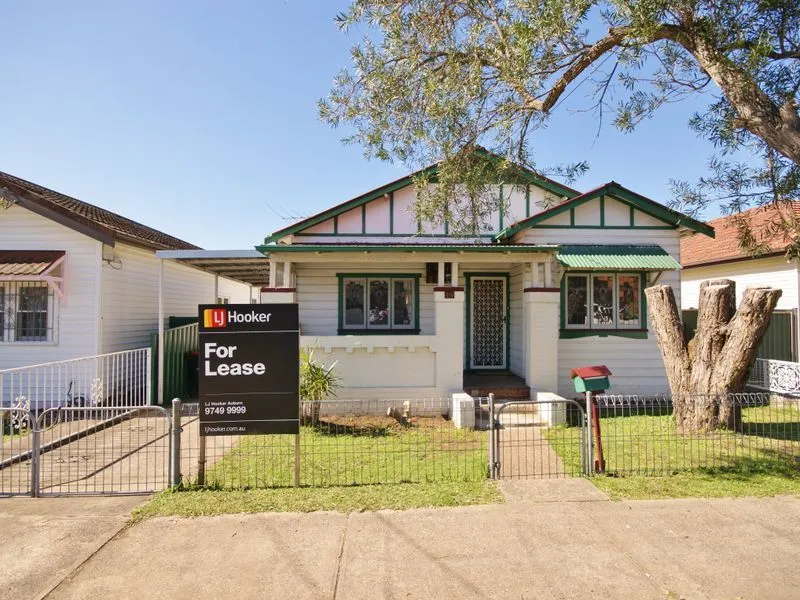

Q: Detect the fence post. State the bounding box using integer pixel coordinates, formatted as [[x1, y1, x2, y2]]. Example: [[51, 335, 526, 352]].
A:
[[170, 398, 182, 488], [585, 391, 593, 475], [197, 434, 206, 487], [30, 416, 40, 498], [488, 393, 496, 480]]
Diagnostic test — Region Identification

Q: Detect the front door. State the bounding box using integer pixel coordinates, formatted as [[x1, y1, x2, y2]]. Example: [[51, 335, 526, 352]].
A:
[[469, 276, 508, 370]]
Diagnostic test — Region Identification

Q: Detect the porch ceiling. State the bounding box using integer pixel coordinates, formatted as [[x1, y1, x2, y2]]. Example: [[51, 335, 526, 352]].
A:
[[258, 243, 558, 263], [155, 249, 271, 286]]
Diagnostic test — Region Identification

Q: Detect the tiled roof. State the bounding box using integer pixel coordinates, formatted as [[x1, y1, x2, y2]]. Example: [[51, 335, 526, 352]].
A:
[[680, 202, 800, 268], [0, 171, 199, 251]]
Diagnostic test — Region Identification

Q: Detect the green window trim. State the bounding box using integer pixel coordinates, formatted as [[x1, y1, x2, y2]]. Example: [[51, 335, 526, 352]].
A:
[[559, 329, 649, 340], [337, 273, 421, 335], [559, 270, 648, 339]]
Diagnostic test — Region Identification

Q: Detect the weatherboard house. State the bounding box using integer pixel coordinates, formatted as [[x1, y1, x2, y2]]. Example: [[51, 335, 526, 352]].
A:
[[244, 163, 714, 403]]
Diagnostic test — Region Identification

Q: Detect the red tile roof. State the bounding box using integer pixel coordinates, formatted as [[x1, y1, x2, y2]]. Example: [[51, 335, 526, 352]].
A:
[[0, 171, 199, 251], [681, 202, 800, 268]]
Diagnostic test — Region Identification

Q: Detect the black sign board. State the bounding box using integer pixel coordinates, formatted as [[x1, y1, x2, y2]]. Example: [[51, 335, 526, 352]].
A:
[[198, 303, 299, 436]]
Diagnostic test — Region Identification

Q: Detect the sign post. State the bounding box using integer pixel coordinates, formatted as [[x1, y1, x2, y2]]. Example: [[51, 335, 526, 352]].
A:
[[198, 304, 300, 438]]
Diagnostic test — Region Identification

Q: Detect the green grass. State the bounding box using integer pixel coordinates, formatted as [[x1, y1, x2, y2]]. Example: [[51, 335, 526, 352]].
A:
[[202, 416, 488, 489], [593, 469, 800, 500], [547, 404, 800, 500], [131, 481, 504, 521]]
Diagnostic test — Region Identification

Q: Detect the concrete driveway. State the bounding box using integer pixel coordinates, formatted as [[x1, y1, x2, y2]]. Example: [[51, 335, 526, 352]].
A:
[[10, 481, 798, 600], [0, 496, 144, 600]]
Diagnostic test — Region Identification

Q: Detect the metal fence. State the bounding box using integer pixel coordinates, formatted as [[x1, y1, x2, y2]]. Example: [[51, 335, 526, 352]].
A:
[[179, 398, 490, 488], [1, 404, 172, 496], [5, 390, 799, 497], [747, 358, 800, 396], [151, 322, 198, 404], [592, 393, 800, 476], [0, 348, 151, 413], [488, 397, 587, 479]]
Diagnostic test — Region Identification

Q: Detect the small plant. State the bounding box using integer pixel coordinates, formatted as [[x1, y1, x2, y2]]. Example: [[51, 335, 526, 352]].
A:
[[300, 347, 340, 425]]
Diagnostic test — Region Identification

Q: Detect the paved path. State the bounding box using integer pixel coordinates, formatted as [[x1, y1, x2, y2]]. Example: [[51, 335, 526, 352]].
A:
[[22, 482, 800, 600], [0, 496, 143, 600]]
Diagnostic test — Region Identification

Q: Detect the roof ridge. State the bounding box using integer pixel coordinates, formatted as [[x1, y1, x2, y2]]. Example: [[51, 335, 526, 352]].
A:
[[0, 170, 200, 251]]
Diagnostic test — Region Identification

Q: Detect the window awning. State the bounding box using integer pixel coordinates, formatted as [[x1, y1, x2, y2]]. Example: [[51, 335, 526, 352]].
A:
[[0, 250, 67, 301], [556, 245, 680, 270], [0, 250, 66, 275]]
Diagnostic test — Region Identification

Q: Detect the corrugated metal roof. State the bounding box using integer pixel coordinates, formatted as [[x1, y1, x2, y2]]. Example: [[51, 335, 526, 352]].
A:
[[556, 245, 680, 270], [0, 250, 66, 275]]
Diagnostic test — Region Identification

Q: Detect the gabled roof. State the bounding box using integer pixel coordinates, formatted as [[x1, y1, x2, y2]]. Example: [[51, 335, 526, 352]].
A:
[[495, 181, 715, 240], [0, 171, 199, 251], [681, 202, 800, 268], [262, 152, 580, 245]]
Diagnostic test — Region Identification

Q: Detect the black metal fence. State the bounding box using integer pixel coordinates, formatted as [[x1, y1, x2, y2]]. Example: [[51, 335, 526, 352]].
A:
[[181, 398, 490, 489], [591, 393, 800, 477]]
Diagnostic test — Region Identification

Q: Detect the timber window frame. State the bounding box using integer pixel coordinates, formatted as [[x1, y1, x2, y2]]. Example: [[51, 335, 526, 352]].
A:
[[337, 273, 421, 334], [561, 272, 646, 338]]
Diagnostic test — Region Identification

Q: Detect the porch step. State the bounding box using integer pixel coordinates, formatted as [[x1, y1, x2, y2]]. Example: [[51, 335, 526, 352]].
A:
[[465, 386, 531, 400]]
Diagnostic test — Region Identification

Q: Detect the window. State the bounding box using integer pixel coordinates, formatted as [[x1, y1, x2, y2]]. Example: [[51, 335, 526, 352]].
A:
[[564, 273, 642, 331], [339, 274, 419, 333], [1, 282, 55, 343]]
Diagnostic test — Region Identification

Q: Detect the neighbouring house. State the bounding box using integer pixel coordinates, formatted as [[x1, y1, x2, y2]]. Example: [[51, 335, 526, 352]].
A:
[[241, 160, 714, 402], [0, 171, 257, 378], [680, 202, 800, 363]]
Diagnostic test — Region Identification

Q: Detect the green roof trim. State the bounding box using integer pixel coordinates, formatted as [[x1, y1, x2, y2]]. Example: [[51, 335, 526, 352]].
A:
[[262, 150, 579, 245], [556, 245, 681, 270], [256, 243, 557, 254], [494, 182, 715, 240]]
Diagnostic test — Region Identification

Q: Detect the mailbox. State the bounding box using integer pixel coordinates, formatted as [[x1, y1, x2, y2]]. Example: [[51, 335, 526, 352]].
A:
[[570, 365, 612, 393]]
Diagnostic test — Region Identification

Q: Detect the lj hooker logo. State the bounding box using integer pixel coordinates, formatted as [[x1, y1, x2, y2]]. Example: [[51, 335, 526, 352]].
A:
[[203, 308, 227, 328]]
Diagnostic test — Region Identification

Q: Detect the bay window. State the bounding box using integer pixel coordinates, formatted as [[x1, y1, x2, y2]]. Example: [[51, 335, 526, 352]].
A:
[[564, 272, 643, 333], [339, 274, 419, 333]]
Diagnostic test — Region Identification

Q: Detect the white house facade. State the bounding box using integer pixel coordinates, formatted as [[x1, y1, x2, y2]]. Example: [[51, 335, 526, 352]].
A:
[[680, 203, 800, 363], [254, 163, 714, 401], [0, 171, 255, 374]]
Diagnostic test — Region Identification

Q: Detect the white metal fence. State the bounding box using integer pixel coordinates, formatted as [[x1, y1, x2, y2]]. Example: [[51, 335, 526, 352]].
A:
[[0, 348, 152, 412], [747, 358, 800, 396]]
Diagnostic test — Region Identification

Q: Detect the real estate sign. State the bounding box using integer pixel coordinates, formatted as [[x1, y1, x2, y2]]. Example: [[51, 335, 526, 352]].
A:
[[198, 303, 299, 436]]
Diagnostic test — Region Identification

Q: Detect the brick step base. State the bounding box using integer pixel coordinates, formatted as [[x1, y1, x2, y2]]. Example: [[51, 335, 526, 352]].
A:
[[464, 386, 531, 400]]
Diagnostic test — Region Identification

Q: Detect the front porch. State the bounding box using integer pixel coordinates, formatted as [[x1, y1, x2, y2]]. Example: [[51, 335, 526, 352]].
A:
[[463, 371, 530, 399]]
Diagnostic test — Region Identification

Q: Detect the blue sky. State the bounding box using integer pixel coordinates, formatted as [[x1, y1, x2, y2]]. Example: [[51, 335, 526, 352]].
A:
[[1, 1, 726, 249]]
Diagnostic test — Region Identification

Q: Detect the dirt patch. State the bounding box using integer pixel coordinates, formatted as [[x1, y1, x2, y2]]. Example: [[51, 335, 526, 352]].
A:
[[317, 415, 452, 432]]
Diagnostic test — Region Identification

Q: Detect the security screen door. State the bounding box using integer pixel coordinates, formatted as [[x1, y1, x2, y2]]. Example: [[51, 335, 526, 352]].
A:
[[470, 277, 507, 369]]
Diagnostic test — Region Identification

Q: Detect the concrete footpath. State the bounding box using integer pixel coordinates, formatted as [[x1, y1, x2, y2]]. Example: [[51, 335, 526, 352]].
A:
[[5, 481, 800, 600]]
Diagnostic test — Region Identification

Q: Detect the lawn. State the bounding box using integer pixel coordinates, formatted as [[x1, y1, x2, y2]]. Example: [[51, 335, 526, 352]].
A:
[[200, 416, 488, 489], [131, 481, 504, 521], [547, 403, 800, 499]]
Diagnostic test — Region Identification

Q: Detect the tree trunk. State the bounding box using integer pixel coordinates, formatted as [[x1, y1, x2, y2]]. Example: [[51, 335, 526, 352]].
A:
[[645, 282, 781, 433]]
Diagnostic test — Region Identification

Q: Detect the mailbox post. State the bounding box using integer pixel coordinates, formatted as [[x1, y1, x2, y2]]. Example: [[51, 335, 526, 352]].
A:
[[570, 365, 612, 474]]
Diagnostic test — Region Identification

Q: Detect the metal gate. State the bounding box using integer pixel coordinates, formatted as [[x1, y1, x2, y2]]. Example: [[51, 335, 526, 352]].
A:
[[487, 396, 588, 479], [1, 407, 36, 496], [0, 405, 173, 496]]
